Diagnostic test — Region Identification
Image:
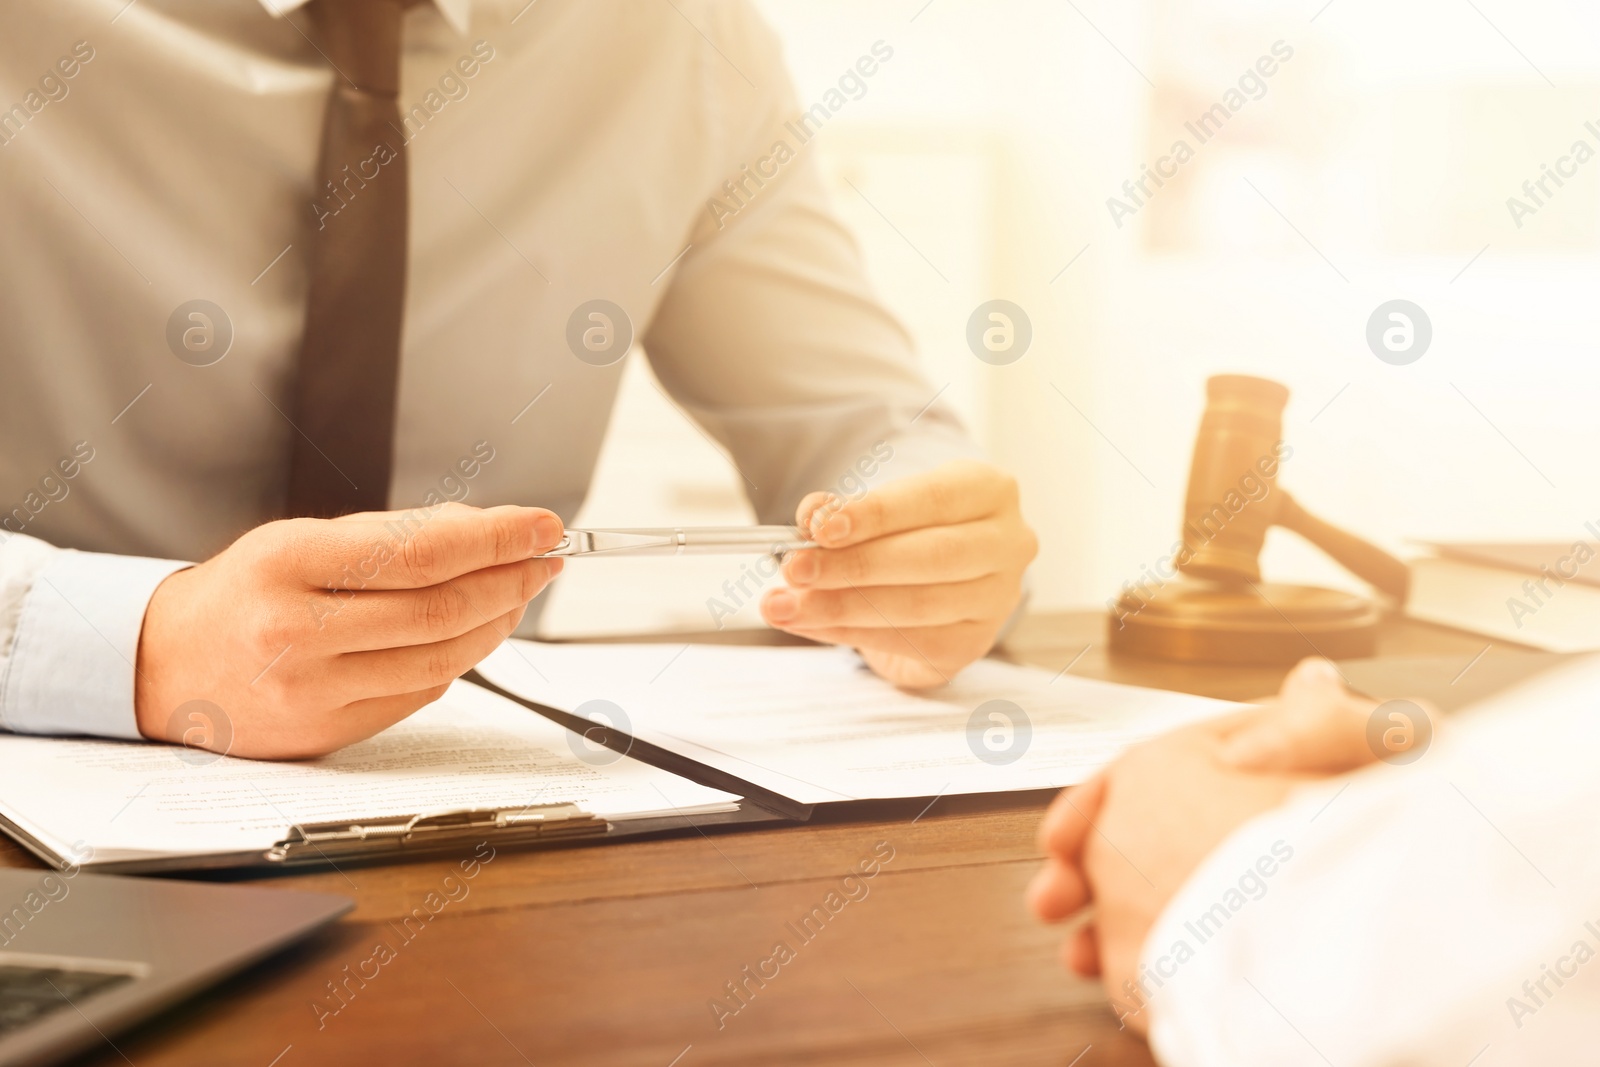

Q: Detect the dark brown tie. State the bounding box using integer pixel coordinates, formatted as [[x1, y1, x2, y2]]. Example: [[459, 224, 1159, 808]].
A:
[[286, 0, 409, 518]]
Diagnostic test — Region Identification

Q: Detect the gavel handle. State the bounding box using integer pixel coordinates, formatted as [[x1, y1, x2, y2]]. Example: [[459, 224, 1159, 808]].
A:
[[1276, 492, 1411, 604]]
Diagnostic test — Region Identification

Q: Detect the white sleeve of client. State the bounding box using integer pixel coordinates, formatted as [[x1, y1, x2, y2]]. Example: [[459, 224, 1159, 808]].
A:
[[1141, 656, 1600, 1067]]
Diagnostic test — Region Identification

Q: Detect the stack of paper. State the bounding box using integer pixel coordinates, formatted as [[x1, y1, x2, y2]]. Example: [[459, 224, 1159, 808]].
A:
[[477, 640, 1236, 805]]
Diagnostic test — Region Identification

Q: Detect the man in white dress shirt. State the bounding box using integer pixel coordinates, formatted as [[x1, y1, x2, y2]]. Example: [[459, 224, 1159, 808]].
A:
[[0, 0, 1036, 758]]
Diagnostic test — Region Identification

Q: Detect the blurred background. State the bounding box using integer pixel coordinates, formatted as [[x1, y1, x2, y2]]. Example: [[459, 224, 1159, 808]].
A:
[[539, 0, 1600, 636]]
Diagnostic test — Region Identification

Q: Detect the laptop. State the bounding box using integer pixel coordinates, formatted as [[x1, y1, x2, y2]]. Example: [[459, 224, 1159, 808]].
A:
[[0, 868, 351, 1067]]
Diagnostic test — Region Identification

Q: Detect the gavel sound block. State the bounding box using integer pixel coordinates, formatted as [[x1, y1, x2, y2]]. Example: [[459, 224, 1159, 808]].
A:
[[1107, 375, 1410, 665]]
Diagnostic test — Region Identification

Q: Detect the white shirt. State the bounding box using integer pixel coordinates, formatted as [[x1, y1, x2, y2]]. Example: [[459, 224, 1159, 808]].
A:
[[1143, 656, 1600, 1065], [0, 0, 971, 739]]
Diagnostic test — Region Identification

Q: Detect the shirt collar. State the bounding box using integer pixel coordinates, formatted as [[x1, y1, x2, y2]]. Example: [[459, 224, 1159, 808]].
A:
[[257, 0, 473, 38]]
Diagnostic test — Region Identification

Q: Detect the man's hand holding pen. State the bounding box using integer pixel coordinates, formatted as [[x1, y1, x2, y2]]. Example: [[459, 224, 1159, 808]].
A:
[[763, 460, 1039, 688]]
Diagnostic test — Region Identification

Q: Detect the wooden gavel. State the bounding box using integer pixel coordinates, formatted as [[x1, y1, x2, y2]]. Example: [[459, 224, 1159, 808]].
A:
[[1177, 375, 1410, 603]]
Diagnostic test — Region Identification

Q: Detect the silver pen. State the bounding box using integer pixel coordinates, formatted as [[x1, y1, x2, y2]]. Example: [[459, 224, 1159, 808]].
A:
[[542, 525, 816, 557]]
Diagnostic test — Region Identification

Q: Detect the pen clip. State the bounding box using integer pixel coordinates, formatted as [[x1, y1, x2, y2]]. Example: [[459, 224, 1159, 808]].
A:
[[544, 530, 680, 557], [542, 527, 814, 558]]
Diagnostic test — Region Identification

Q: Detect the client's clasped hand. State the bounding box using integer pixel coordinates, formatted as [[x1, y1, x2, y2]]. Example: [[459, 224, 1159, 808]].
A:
[[1027, 658, 1432, 1033]]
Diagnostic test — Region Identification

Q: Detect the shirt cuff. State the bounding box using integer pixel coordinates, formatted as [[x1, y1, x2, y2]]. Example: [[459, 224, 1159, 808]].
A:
[[0, 549, 190, 739]]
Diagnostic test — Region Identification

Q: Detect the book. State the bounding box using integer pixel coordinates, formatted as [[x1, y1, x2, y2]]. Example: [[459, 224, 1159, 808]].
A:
[[1407, 541, 1600, 652]]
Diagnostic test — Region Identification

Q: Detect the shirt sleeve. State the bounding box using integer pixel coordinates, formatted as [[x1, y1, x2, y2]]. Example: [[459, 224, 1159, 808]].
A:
[[0, 531, 189, 739], [1139, 656, 1600, 1067], [641, 8, 978, 523]]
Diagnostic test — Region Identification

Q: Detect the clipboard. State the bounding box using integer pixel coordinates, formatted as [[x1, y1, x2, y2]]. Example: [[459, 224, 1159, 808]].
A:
[[0, 673, 804, 876], [0, 799, 793, 877]]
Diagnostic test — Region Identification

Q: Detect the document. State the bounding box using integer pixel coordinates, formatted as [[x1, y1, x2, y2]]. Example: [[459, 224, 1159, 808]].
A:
[[477, 640, 1237, 805], [0, 680, 737, 867]]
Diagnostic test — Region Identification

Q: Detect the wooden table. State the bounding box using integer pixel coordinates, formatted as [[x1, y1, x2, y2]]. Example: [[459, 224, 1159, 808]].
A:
[[3, 611, 1521, 1067]]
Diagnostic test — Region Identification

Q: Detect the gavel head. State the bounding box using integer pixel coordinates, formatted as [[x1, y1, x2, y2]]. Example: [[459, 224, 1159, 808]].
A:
[[1177, 375, 1290, 585]]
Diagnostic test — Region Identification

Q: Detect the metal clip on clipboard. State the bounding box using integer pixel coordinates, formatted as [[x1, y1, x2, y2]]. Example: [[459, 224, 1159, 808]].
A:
[[266, 804, 608, 864]]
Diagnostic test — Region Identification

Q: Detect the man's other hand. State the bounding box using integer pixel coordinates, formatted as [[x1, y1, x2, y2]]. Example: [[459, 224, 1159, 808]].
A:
[[761, 460, 1038, 687], [134, 503, 564, 759]]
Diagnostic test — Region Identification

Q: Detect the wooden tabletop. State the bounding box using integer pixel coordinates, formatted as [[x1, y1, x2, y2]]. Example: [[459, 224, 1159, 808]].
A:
[[5, 611, 1515, 1067]]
